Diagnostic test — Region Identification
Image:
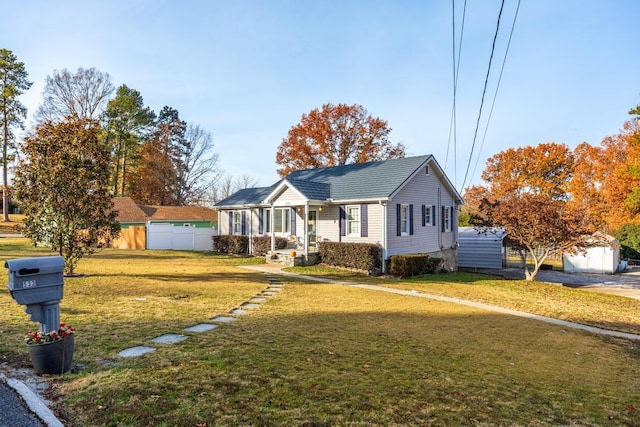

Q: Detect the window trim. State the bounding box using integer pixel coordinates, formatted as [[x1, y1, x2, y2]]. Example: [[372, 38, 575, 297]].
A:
[[346, 205, 361, 237], [232, 211, 242, 235], [443, 206, 452, 232], [274, 207, 290, 234], [400, 204, 409, 236], [264, 209, 271, 234], [423, 205, 434, 227]]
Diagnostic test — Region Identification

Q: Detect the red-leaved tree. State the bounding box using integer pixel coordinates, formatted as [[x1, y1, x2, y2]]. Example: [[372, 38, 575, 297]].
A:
[[275, 103, 405, 177]]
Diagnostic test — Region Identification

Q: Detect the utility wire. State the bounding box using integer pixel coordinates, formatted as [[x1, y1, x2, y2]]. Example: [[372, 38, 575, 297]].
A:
[[460, 0, 505, 193], [445, 0, 467, 187], [471, 0, 521, 184]]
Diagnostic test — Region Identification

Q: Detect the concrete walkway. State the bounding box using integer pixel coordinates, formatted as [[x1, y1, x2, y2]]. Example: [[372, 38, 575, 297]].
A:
[[241, 264, 640, 341]]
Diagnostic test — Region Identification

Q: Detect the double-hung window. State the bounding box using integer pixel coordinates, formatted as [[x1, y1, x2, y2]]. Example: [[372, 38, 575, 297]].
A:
[[346, 205, 360, 236], [264, 209, 271, 234], [274, 207, 290, 233], [400, 205, 409, 235], [443, 206, 452, 232], [232, 211, 242, 235], [424, 205, 433, 226]]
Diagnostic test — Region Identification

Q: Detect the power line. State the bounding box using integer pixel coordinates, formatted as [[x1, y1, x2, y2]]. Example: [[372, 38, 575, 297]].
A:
[[471, 0, 521, 184], [460, 0, 506, 193], [445, 0, 467, 187]]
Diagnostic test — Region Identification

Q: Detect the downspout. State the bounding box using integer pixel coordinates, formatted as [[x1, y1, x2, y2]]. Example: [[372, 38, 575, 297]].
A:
[[304, 203, 309, 256], [248, 209, 253, 255], [438, 187, 443, 249], [381, 200, 387, 273]]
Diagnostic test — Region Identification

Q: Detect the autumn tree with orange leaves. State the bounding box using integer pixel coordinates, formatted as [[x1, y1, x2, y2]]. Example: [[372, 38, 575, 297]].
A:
[[470, 142, 596, 280], [275, 103, 405, 177]]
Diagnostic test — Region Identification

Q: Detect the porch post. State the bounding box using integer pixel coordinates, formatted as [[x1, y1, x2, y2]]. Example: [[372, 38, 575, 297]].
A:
[[304, 203, 309, 256], [248, 209, 253, 255], [270, 205, 275, 252]]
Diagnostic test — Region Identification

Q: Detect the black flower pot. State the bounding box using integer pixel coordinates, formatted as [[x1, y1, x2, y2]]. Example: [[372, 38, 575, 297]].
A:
[[26, 334, 74, 375]]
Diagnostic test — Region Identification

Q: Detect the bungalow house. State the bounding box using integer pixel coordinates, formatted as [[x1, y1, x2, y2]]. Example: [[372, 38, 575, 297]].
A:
[[111, 197, 217, 250], [215, 155, 463, 272]]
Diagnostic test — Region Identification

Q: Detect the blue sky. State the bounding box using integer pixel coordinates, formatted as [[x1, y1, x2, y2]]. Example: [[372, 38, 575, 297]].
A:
[[3, 1, 640, 192]]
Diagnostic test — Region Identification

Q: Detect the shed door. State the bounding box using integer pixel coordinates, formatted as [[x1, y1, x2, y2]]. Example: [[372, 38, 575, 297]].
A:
[[147, 223, 215, 250]]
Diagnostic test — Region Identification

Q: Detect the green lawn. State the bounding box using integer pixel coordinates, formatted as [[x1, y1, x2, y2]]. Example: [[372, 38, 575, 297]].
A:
[[1, 240, 640, 425]]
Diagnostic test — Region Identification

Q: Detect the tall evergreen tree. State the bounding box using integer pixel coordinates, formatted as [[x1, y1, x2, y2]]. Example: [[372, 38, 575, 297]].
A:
[[0, 49, 31, 222], [104, 85, 155, 196]]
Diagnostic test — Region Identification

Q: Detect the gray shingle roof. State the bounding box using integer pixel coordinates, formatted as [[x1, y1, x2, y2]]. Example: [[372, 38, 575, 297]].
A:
[[286, 155, 430, 200], [215, 184, 277, 207], [215, 155, 435, 207], [286, 179, 331, 200]]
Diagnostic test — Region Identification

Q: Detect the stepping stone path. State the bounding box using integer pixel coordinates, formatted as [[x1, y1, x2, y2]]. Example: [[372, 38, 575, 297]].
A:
[[117, 275, 284, 358]]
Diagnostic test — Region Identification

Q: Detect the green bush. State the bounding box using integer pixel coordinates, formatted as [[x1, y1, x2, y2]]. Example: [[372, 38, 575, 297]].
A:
[[212, 235, 249, 255], [251, 236, 288, 256], [612, 223, 640, 260], [388, 254, 443, 277], [318, 242, 382, 274]]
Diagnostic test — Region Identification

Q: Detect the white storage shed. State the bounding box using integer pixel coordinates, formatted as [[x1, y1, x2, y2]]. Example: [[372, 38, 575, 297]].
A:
[[457, 227, 507, 269], [563, 235, 622, 274]]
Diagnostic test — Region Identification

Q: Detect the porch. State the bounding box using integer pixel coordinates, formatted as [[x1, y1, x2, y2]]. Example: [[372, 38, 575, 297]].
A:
[[265, 249, 320, 267]]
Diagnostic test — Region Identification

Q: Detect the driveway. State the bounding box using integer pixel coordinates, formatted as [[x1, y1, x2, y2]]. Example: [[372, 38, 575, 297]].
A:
[[477, 266, 640, 300]]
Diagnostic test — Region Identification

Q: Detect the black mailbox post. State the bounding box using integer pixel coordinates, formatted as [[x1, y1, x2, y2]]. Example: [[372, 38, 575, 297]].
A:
[[5, 256, 65, 333]]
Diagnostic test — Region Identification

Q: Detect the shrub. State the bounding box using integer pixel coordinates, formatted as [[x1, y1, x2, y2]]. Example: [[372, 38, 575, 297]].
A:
[[388, 254, 443, 277], [251, 236, 288, 256], [212, 235, 249, 255], [612, 223, 640, 260], [318, 242, 382, 274]]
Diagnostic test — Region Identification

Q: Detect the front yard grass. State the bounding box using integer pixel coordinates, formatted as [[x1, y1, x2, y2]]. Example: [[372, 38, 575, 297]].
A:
[[289, 265, 640, 336], [1, 241, 640, 425]]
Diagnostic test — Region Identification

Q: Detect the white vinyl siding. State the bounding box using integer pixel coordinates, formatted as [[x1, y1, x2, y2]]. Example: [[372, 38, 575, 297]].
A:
[[317, 204, 383, 244], [387, 161, 458, 257], [275, 186, 305, 205]]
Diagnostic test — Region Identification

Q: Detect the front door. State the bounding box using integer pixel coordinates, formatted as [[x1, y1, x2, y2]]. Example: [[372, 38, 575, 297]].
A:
[[308, 210, 317, 251]]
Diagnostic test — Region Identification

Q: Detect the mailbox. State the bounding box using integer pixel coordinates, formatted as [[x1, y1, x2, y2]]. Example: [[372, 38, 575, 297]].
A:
[[5, 256, 65, 333], [5, 256, 65, 305]]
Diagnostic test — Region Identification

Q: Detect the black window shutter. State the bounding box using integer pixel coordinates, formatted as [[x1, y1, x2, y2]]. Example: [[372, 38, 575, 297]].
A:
[[241, 211, 246, 235], [360, 204, 368, 237], [339, 205, 346, 237], [396, 204, 401, 236], [228, 211, 233, 235], [290, 207, 296, 236], [258, 208, 264, 234], [441, 206, 445, 231], [432, 205, 436, 226], [421, 205, 426, 227], [450, 206, 455, 231], [409, 204, 414, 235]]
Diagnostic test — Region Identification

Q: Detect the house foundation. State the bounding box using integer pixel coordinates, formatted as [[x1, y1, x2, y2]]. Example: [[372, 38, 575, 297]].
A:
[[430, 247, 458, 272]]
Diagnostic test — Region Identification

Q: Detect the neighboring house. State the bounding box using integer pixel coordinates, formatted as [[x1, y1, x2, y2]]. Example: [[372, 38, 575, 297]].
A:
[[214, 155, 464, 271], [111, 197, 148, 249], [563, 234, 623, 274], [458, 227, 507, 269], [111, 197, 218, 251]]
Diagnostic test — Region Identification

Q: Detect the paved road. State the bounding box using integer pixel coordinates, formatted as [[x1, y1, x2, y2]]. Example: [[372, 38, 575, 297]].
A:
[[0, 376, 45, 427], [478, 266, 640, 300]]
